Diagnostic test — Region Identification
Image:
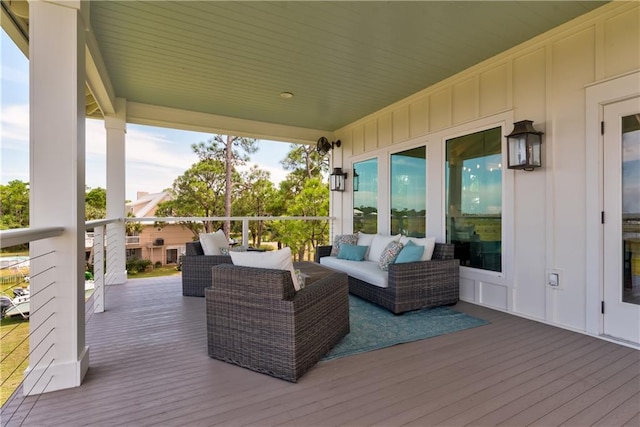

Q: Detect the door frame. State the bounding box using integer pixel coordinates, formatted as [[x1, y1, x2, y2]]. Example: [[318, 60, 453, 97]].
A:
[[585, 71, 640, 339]]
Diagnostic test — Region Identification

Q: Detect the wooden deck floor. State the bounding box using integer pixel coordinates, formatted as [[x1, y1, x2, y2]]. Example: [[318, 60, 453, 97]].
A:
[[2, 275, 639, 427]]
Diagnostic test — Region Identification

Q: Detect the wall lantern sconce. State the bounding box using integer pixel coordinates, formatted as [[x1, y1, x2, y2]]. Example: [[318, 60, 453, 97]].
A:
[[330, 167, 347, 192], [506, 120, 544, 171], [353, 168, 360, 192], [316, 137, 341, 155]]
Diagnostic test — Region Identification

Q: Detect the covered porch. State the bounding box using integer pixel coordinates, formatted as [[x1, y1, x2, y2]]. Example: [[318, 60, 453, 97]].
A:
[[2, 275, 638, 426], [1, 0, 639, 415]]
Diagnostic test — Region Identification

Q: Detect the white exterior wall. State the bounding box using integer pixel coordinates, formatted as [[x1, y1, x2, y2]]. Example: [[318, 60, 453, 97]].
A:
[[333, 2, 640, 334]]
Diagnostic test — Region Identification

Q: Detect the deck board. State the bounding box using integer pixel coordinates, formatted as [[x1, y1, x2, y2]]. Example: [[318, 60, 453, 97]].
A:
[[2, 275, 638, 427]]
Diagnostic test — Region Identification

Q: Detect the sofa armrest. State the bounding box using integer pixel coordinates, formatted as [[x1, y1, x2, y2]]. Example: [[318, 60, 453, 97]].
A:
[[292, 269, 348, 309], [315, 245, 333, 263], [387, 258, 460, 305], [211, 264, 297, 300]]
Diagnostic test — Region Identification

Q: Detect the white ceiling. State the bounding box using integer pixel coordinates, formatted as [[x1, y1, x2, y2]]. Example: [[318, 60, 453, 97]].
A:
[[4, 1, 609, 134]]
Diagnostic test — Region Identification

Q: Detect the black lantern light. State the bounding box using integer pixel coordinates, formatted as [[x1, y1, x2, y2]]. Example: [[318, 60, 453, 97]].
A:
[[506, 120, 544, 171], [353, 168, 360, 192], [330, 167, 347, 192]]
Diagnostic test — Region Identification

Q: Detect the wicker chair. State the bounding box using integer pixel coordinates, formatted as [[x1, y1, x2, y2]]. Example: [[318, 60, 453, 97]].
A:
[[181, 241, 232, 297], [205, 264, 349, 382], [315, 242, 459, 314]]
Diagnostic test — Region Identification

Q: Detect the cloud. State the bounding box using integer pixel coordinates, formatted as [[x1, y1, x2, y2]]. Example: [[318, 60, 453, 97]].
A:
[[1, 63, 29, 86], [0, 104, 29, 146]]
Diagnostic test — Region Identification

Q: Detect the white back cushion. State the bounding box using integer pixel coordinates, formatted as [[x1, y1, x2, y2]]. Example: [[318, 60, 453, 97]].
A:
[[367, 234, 401, 262], [399, 236, 436, 260], [199, 230, 229, 255], [229, 247, 301, 291]]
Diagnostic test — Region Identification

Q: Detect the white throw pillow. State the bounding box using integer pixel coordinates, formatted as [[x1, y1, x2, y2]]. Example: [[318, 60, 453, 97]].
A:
[[199, 230, 229, 255], [229, 247, 301, 291], [399, 236, 436, 260], [367, 234, 401, 262], [357, 232, 375, 259]]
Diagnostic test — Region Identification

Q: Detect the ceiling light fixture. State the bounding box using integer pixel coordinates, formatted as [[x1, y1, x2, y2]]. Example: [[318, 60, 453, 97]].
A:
[[280, 92, 294, 99]]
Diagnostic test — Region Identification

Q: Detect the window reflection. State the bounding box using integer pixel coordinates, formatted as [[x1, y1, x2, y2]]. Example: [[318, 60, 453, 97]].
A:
[[446, 127, 502, 272], [353, 158, 378, 234], [391, 147, 426, 237]]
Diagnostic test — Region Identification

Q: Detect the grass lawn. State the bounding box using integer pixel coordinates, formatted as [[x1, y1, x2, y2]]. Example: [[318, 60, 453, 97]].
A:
[[127, 265, 181, 279], [0, 316, 29, 407]]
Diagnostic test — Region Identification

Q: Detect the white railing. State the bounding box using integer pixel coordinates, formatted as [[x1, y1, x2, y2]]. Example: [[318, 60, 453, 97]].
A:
[[0, 227, 65, 249], [127, 216, 333, 249]]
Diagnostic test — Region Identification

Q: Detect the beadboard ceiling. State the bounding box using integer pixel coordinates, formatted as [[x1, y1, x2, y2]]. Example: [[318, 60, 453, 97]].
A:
[[9, 1, 610, 133]]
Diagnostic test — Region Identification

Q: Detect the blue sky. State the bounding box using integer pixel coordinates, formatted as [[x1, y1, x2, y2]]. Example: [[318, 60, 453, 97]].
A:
[[1, 29, 294, 201]]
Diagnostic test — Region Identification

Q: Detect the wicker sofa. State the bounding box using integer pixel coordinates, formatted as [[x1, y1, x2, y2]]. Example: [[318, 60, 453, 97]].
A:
[[205, 263, 349, 382], [315, 242, 459, 314], [181, 241, 232, 297]]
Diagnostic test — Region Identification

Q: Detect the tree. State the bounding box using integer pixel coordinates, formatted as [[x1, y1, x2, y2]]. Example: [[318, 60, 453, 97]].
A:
[[280, 144, 328, 194], [233, 166, 278, 246], [192, 135, 257, 237], [0, 180, 30, 230], [125, 212, 144, 236], [156, 158, 235, 239], [273, 178, 330, 261], [85, 187, 107, 221]]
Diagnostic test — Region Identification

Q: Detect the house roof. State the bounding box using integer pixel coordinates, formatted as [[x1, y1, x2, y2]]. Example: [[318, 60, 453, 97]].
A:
[[2, 1, 608, 141], [126, 191, 172, 218]]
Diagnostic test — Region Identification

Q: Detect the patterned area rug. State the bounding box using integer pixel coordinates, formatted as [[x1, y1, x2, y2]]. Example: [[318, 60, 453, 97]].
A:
[[322, 295, 489, 361]]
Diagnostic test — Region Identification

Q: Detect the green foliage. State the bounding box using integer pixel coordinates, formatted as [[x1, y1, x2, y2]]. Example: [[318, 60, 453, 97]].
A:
[[85, 187, 107, 221], [0, 180, 29, 230], [156, 158, 230, 237], [279, 144, 328, 196], [233, 166, 279, 246], [126, 258, 152, 275], [156, 135, 260, 239], [125, 212, 144, 236], [272, 178, 330, 261], [193, 135, 258, 237]]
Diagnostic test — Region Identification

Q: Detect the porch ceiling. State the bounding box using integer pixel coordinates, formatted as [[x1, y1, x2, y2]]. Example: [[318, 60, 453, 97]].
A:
[[87, 1, 606, 134], [2, 1, 608, 136]]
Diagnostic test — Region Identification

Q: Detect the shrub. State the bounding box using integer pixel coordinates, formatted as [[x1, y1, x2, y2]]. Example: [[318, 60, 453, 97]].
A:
[[126, 259, 153, 275], [154, 261, 162, 269]]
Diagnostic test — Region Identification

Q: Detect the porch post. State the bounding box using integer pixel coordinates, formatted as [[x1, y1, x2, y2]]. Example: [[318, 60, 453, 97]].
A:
[[105, 98, 127, 285], [26, 0, 89, 394]]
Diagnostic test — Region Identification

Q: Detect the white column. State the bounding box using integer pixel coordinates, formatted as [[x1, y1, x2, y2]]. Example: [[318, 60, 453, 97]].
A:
[[105, 98, 127, 285], [26, 0, 89, 394]]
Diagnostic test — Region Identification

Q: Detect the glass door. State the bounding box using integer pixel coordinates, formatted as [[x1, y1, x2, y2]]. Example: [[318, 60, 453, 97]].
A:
[[603, 97, 640, 344]]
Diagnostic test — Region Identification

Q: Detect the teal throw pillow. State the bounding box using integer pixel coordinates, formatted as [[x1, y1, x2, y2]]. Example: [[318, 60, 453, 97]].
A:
[[395, 240, 425, 264], [337, 244, 368, 261]]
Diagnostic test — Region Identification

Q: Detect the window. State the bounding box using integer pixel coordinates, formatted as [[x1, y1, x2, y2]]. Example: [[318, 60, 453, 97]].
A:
[[446, 127, 502, 272], [353, 158, 378, 234], [391, 146, 426, 237]]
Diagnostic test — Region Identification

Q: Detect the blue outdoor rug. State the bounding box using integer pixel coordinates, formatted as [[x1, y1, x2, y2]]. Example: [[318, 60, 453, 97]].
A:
[[322, 295, 489, 361]]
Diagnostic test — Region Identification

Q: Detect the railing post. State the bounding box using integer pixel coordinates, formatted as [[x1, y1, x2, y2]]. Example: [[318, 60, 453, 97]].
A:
[[242, 219, 249, 247], [93, 226, 105, 313]]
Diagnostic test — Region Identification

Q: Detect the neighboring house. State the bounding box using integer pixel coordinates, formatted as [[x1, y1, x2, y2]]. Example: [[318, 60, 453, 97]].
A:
[[124, 191, 193, 266]]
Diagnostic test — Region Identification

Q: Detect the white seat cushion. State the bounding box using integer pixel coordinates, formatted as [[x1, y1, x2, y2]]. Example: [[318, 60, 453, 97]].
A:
[[319, 257, 388, 288]]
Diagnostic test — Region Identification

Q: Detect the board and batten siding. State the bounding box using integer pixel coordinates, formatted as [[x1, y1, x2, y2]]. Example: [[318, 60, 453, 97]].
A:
[[332, 1, 639, 334]]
